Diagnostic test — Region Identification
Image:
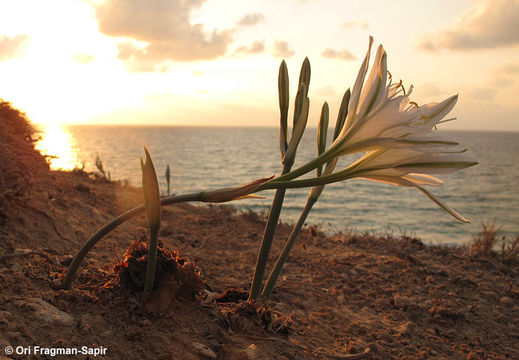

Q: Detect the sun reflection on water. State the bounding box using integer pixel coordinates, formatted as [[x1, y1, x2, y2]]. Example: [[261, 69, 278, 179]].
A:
[[35, 124, 80, 170]]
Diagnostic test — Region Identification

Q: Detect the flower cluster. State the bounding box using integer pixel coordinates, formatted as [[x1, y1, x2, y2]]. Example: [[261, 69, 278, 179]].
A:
[[272, 36, 477, 222]]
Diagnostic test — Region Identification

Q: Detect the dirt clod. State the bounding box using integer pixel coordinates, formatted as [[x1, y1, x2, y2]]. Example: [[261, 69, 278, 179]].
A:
[[113, 236, 203, 299]]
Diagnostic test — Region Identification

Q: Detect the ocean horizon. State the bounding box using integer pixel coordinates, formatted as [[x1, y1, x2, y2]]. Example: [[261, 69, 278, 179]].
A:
[[35, 124, 519, 246]]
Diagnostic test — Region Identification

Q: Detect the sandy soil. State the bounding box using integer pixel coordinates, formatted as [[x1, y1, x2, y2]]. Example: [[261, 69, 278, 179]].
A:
[[1, 101, 519, 359]]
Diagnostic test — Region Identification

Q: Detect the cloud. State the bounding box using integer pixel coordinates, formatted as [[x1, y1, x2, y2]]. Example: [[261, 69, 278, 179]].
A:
[[116, 42, 141, 61], [456, 99, 519, 131], [489, 62, 519, 87], [94, 0, 233, 70], [313, 85, 339, 99], [71, 53, 94, 64], [321, 48, 357, 61], [419, 0, 519, 51], [468, 87, 498, 100], [341, 21, 368, 30], [237, 13, 265, 26], [416, 83, 443, 98], [234, 40, 265, 55], [497, 62, 519, 75], [0, 34, 29, 61], [489, 76, 514, 87], [273, 41, 294, 58]]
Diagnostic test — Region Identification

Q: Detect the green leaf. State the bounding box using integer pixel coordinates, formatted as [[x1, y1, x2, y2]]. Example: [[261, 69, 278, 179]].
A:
[[141, 147, 161, 232]]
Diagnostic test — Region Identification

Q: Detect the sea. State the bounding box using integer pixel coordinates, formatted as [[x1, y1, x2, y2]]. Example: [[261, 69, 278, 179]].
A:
[[36, 125, 519, 246]]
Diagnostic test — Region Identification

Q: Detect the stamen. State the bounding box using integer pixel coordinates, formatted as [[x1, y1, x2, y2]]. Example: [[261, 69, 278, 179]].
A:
[[392, 80, 403, 96], [399, 81, 406, 95], [438, 117, 456, 124]]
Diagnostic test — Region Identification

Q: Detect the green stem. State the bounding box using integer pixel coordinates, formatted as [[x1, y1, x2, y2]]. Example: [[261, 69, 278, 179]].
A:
[[261, 196, 316, 300], [273, 145, 337, 183], [248, 162, 292, 300], [62, 191, 204, 289], [260, 171, 353, 190], [260, 166, 387, 191], [144, 227, 159, 294]]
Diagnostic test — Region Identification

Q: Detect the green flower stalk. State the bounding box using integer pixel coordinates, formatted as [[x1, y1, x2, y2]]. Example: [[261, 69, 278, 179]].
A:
[[95, 153, 106, 178], [248, 58, 310, 300], [165, 164, 171, 196], [262, 96, 349, 300], [141, 148, 161, 294]]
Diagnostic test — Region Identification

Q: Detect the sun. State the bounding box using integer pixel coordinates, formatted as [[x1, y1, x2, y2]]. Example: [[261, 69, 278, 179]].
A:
[[34, 123, 80, 171]]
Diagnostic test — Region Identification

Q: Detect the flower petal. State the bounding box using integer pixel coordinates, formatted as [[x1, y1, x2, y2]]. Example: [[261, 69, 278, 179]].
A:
[[358, 45, 387, 117], [414, 184, 470, 223], [342, 36, 374, 134], [402, 173, 444, 186], [357, 174, 469, 222]]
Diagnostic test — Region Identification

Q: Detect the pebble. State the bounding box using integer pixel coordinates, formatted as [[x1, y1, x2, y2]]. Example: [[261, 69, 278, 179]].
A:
[[192, 342, 217, 359], [244, 344, 258, 360], [13, 298, 74, 326], [100, 330, 112, 337], [500, 296, 514, 307], [60, 255, 74, 266]]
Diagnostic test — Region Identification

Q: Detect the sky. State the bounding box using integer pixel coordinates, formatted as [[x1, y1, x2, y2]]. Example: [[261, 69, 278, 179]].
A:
[[0, 0, 518, 131]]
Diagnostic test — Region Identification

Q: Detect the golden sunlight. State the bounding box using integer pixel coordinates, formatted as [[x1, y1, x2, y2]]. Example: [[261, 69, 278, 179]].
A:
[[35, 124, 80, 170]]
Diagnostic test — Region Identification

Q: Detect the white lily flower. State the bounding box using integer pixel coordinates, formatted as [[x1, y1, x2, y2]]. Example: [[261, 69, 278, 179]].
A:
[[318, 37, 478, 222], [328, 37, 461, 157]]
